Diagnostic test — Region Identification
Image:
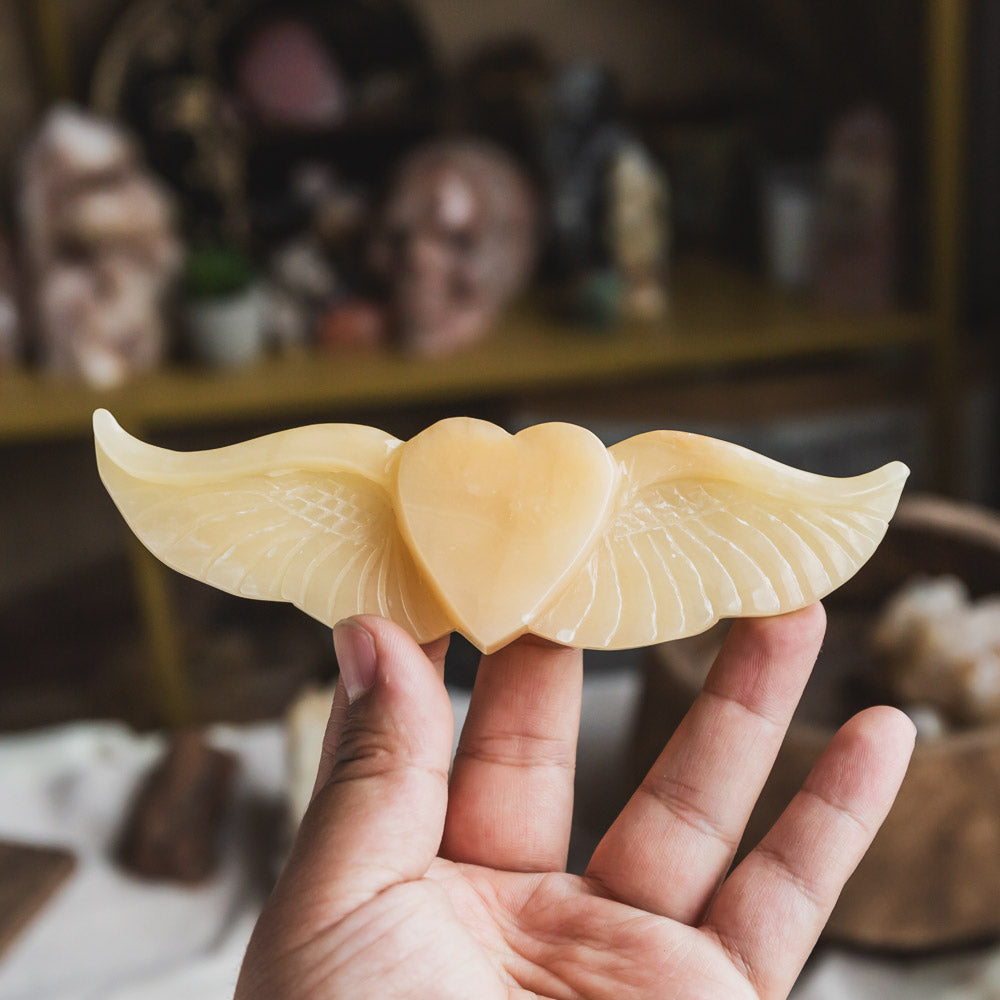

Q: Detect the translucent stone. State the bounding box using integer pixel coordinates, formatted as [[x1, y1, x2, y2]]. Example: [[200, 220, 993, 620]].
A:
[[94, 409, 908, 653]]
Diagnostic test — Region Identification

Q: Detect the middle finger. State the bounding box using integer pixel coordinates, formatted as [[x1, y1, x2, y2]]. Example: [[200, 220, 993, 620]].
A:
[[442, 635, 583, 872]]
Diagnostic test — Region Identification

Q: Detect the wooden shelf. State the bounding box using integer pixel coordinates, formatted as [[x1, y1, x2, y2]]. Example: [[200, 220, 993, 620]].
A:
[[0, 257, 931, 443], [2, 0, 963, 729]]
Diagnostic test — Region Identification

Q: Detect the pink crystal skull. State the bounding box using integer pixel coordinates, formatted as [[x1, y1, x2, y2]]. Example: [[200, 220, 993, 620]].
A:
[[370, 139, 536, 356]]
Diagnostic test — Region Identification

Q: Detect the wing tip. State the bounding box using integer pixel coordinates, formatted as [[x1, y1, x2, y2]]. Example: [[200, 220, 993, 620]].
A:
[[884, 460, 911, 484], [872, 459, 910, 503], [92, 407, 118, 445], [93, 408, 124, 468], [845, 459, 910, 508], [876, 459, 910, 509], [93, 407, 151, 478]]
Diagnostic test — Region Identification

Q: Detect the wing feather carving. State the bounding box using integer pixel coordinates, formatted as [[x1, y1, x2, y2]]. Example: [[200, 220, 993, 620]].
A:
[[532, 430, 909, 649], [96, 413, 907, 653], [94, 410, 453, 642]]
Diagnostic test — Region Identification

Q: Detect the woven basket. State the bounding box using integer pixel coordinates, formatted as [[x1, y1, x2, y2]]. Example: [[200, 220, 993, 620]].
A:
[[633, 495, 1000, 950]]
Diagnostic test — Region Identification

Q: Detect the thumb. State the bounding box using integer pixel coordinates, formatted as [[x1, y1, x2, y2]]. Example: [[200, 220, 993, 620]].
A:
[[280, 615, 454, 925]]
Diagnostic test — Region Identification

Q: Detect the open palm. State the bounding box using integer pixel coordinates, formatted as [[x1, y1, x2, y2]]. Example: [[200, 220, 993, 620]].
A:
[[237, 605, 913, 999]]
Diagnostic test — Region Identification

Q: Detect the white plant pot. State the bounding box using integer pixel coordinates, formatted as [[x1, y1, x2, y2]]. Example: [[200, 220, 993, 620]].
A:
[[185, 285, 267, 369]]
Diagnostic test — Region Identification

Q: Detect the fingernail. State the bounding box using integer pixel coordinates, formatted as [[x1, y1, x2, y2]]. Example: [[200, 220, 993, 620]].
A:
[[333, 620, 377, 703]]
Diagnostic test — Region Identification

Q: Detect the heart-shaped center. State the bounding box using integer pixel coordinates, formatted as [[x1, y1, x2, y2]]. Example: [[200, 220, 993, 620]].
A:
[[395, 417, 617, 652]]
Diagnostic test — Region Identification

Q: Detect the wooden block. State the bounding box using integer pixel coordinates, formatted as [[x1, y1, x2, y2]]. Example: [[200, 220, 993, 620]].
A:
[[117, 730, 237, 883], [0, 841, 76, 960]]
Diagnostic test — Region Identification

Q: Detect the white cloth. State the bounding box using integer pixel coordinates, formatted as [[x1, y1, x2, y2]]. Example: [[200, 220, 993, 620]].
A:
[[0, 722, 284, 1000], [794, 950, 1000, 999], [1, 674, 998, 999]]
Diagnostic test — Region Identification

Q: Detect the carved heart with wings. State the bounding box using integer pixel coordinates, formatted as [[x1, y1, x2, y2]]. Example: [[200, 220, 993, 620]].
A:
[[94, 410, 908, 653]]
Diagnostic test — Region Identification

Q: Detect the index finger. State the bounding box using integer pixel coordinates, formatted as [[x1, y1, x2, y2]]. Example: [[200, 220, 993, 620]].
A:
[[313, 628, 450, 796]]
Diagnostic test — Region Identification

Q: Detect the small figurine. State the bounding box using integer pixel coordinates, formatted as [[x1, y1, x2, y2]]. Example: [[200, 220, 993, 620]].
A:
[[286, 685, 336, 830], [150, 76, 250, 246], [368, 138, 538, 356], [0, 236, 22, 369], [20, 106, 182, 388], [265, 237, 341, 349], [813, 106, 897, 313], [541, 62, 669, 325], [760, 163, 819, 294], [609, 143, 670, 320]]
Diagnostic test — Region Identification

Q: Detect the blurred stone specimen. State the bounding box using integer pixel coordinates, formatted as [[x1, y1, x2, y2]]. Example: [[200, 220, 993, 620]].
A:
[[0, 841, 76, 958], [760, 163, 819, 294], [542, 62, 669, 326], [21, 106, 182, 388], [814, 106, 896, 313], [234, 17, 350, 128], [285, 684, 336, 832], [369, 138, 537, 356], [873, 575, 1000, 726], [317, 298, 386, 352], [609, 143, 670, 320], [0, 237, 22, 369], [117, 730, 237, 883]]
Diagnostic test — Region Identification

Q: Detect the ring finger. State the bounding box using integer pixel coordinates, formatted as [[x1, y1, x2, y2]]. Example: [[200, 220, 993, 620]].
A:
[[585, 602, 826, 923]]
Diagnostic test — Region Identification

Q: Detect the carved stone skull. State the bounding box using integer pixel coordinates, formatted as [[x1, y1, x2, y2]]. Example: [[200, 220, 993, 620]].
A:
[[21, 106, 181, 387], [369, 139, 536, 356]]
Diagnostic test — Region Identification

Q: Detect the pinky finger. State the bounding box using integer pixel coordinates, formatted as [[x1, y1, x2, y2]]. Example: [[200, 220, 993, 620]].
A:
[[702, 706, 915, 998]]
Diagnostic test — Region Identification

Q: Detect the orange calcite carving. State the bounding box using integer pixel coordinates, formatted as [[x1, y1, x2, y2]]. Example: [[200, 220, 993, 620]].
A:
[[94, 409, 908, 653]]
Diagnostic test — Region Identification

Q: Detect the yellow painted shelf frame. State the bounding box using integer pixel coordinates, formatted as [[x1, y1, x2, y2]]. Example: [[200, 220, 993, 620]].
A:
[[2, 0, 966, 726], [0, 258, 933, 443]]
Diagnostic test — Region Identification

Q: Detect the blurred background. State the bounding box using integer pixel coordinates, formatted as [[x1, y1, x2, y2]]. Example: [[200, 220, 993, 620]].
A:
[[0, 1, 998, 997]]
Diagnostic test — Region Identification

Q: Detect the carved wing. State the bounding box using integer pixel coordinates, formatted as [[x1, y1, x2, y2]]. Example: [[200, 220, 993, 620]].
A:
[[531, 429, 909, 649], [93, 409, 453, 642]]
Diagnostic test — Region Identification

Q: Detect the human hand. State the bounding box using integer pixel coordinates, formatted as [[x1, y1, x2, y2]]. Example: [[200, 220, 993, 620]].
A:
[[236, 603, 914, 999]]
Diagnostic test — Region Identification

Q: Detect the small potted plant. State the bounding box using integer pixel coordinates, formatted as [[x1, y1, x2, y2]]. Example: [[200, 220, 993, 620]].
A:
[[181, 245, 267, 368]]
